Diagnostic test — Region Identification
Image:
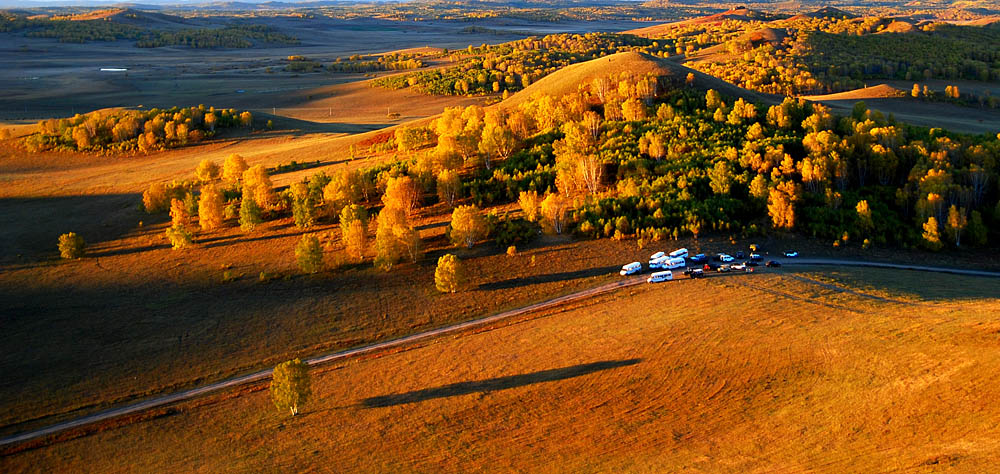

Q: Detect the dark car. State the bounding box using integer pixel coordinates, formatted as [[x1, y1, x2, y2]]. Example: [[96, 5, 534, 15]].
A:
[[745, 260, 759, 267], [689, 253, 707, 263], [735, 251, 745, 259], [765, 260, 782, 268], [689, 269, 705, 279]]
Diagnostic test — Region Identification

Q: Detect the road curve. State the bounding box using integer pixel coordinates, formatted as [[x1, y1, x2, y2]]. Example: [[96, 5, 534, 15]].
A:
[[0, 275, 647, 448], [2, 257, 997, 448]]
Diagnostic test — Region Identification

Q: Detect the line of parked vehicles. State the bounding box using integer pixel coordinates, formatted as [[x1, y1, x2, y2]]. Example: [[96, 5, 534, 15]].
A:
[[620, 246, 798, 283]]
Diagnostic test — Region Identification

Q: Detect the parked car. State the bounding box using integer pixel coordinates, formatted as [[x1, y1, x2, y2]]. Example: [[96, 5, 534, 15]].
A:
[[783, 251, 799, 258], [745, 260, 759, 267], [717, 264, 732, 273], [765, 260, 782, 268], [731, 263, 746, 271], [689, 268, 705, 279], [647, 271, 673, 283], [719, 254, 734, 262], [749, 253, 763, 261], [620, 262, 642, 276], [689, 253, 707, 263], [735, 251, 745, 259]]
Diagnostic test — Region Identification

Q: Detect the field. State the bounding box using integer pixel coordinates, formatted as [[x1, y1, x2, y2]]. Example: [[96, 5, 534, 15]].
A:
[[3, 267, 1000, 471], [2, 1, 1000, 469]]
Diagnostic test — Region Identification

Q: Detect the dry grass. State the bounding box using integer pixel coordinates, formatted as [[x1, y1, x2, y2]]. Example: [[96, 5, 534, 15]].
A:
[[4, 268, 999, 471]]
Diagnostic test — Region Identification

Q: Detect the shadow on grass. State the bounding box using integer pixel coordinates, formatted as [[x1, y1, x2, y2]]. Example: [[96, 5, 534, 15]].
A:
[[477, 265, 620, 291], [362, 359, 641, 408]]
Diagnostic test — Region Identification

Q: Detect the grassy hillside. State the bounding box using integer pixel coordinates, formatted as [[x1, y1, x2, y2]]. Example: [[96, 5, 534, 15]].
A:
[[4, 267, 999, 471]]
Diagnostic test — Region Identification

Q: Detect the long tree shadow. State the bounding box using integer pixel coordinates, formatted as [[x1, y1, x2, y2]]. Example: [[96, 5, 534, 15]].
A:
[[361, 359, 641, 408], [478, 265, 621, 291]]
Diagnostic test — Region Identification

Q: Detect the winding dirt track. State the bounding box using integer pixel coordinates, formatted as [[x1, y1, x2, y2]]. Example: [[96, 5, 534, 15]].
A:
[[1, 257, 998, 448]]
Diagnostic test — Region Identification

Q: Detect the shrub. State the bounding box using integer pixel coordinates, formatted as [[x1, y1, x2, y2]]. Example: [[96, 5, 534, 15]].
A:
[[434, 253, 465, 293], [165, 224, 193, 249], [58, 232, 84, 259], [295, 233, 324, 273], [143, 182, 170, 213], [493, 217, 539, 247]]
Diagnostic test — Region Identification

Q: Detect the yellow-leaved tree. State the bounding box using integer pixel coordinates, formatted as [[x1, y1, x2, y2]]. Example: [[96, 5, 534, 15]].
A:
[[195, 159, 220, 183], [242, 165, 274, 209], [270, 359, 311, 416], [222, 153, 248, 185], [449, 205, 487, 248], [540, 193, 569, 234], [198, 184, 225, 231], [434, 253, 465, 293], [767, 181, 800, 230]]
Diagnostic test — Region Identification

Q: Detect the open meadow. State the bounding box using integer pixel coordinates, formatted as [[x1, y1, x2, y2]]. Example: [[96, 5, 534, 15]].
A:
[[3, 267, 1000, 471]]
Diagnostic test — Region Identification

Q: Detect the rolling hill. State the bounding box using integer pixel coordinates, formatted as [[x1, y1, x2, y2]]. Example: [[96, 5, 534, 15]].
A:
[[502, 51, 777, 108]]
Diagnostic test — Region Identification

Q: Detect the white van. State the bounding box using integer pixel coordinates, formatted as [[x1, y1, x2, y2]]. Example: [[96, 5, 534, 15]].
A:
[[664, 256, 686, 269], [648, 251, 665, 265], [647, 271, 673, 283], [669, 248, 689, 259], [620, 262, 642, 276]]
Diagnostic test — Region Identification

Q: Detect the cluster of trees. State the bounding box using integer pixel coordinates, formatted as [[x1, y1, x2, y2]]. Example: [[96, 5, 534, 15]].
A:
[[685, 16, 1000, 96], [313, 1, 710, 23], [0, 14, 297, 48], [372, 32, 676, 97], [328, 52, 426, 73], [373, 69, 1000, 251], [25, 106, 253, 153]]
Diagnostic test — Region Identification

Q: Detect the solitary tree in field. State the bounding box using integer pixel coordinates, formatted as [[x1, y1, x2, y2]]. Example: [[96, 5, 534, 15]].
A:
[[223, 154, 248, 185], [271, 359, 311, 417], [58, 232, 85, 259], [196, 159, 220, 183], [295, 234, 324, 274], [449, 205, 488, 248], [198, 185, 225, 231], [434, 254, 465, 293]]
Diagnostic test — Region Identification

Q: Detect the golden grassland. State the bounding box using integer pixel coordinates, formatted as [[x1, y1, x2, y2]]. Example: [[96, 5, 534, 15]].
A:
[[3, 267, 999, 471]]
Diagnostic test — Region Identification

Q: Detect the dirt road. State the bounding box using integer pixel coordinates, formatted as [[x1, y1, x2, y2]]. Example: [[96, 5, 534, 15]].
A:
[[2, 257, 997, 448]]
